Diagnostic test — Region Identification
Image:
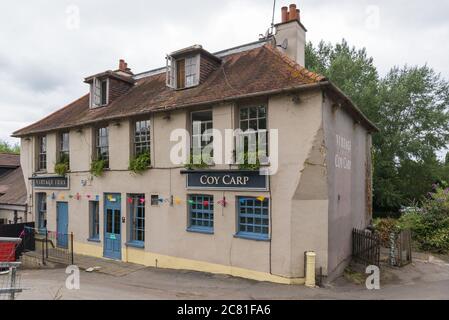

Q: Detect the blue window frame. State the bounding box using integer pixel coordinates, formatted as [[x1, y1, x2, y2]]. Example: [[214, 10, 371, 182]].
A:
[[89, 201, 100, 241], [237, 197, 270, 240], [188, 195, 214, 233], [128, 194, 145, 246]]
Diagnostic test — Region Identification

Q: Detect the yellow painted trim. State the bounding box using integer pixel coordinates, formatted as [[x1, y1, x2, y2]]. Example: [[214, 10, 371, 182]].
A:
[[73, 242, 305, 285]]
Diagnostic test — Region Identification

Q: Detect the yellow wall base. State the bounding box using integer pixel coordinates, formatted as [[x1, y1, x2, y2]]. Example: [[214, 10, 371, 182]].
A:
[[73, 242, 305, 285]]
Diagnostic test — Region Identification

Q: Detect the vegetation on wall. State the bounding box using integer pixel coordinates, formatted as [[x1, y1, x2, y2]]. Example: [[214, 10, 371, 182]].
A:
[[55, 154, 70, 176], [238, 152, 261, 171], [0, 139, 20, 154], [184, 153, 212, 170], [306, 40, 449, 214], [129, 152, 151, 174], [90, 159, 107, 177]]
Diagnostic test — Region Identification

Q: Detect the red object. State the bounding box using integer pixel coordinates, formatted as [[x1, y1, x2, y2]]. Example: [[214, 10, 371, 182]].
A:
[[203, 201, 209, 207], [0, 242, 17, 262]]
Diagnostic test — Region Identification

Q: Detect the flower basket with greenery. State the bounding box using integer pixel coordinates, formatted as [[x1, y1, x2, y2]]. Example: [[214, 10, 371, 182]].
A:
[[184, 153, 213, 170], [90, 158, 107, 177], [54, 154, 70, 176], [129, 152, 151, 174], [237, 151, 262, 171]]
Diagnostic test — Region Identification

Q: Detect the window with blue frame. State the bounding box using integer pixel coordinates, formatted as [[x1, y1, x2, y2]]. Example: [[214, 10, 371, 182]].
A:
[[128, 194, 145, 246], [89, 201, 100, 240], [237, 197, 270, 240], [188, 195, 214, 233]]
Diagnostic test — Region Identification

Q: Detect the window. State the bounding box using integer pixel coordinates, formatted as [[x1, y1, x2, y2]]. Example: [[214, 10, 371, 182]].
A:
[[191, 110, 213, 155], [91, 78, 108, 108], [95, 127, 109, 168], [237, 197, 269, 240], [134, 120, 151, 156], [166, 54, 199, 89], [239, 106, 268, 161], [188, 195, 214, 233], [128, 194, 145, 245], [89, 201, 100, 240], [37, 136, 47, 171], [151, 195, 160, 206], [36, 193, 47, 232], [59, 132, 70, 168]]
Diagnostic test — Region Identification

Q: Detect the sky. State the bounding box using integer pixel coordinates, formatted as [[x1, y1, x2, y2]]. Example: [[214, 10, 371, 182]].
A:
[[0, 0, 448, 145]]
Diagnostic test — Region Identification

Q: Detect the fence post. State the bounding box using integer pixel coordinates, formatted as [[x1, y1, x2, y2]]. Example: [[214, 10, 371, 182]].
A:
[[70, 232, 74, 265], [9, 266, 17, 301], [45, 231, 49, 259], [41, 238, 45, 266]]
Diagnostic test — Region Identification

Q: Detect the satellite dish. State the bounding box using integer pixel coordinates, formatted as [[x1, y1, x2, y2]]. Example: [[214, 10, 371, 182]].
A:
[[278, 39, 288, 50]]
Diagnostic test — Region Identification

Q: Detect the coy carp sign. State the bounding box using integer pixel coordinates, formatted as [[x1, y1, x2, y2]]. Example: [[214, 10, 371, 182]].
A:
[[182, 170, 269, 191]]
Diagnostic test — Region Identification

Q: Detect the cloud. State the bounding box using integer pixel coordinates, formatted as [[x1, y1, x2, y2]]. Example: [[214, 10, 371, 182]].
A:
[[0, 0, 448, 144]]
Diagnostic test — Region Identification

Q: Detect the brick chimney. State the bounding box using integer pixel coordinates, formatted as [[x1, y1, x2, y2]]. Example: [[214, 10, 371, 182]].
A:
[[275, 3, 306, 66], [117, 59, 133, 76]]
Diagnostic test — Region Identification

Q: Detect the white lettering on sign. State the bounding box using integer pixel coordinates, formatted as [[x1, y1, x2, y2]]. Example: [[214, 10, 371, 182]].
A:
[[200, 175, 250, 186], [335, 134, 352, 171]]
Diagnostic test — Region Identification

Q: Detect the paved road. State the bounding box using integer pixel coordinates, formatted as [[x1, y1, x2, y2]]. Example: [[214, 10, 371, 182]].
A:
[[13, 256, 449, 300]]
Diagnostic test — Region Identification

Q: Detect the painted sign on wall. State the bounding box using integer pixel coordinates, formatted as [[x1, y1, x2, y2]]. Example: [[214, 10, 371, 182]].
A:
[[335, 134, 352, 171], [32, 176, 70, 189], [183, 170, 269, 191]]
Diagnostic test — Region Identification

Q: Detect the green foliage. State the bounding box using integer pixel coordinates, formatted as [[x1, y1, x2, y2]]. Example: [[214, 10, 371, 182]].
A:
[[238, 152, 261, 171], [184, 153, 212, 170], [373, 218, 400, 247], [306, 40, 449, 212], [129, 153, 151, 174], [0, 139, 20, 154], [54, 154, 70, 176], [90, 159, 107, 177]]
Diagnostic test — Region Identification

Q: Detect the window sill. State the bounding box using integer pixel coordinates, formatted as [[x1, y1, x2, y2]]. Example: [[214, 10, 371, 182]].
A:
[[234, 233, 270, 242], [87, 238, 101, 243], [126, 242, 145, 249], [186, 228, 214, 235]]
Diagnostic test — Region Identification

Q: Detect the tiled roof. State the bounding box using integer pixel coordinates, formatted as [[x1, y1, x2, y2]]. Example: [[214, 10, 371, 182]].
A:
[[0, 153, 20, 168], [13, 44, 376, 136], [0, 167, 26, 206]]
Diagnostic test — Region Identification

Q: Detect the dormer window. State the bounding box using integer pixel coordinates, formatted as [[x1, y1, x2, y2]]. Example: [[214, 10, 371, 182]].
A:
[[167, 54, 200, 89], [90, 78, 109, 108]]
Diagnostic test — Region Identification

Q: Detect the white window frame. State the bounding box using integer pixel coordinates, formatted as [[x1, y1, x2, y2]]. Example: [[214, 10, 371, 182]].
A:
[[90, 78, 109, 108], [166, 54, 200, 89]]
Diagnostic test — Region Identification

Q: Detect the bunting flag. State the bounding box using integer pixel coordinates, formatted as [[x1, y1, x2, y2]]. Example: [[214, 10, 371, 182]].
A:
[[256, 196, 266, 202], [217, 198, 228, 207], [174, 198, 182, 205], [95, 195, 100, 201], [69, 195, 74, 199], [86, 195, 92, 199], [158, 198, 165, 203], [188, 200, 195, 205], [127, 197, 134, 204], [140, 198, 146, 204], [203, 200, 210, 206], [75, 193, 81, 201]]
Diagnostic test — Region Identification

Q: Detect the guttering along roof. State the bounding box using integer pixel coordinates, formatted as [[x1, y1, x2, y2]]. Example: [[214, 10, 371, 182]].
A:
[[13, 44, 377, 137]]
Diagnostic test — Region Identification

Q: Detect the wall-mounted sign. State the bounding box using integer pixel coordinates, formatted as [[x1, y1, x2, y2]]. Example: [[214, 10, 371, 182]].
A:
[[182, 170, 269, 191], [31, 176, 69, 190]]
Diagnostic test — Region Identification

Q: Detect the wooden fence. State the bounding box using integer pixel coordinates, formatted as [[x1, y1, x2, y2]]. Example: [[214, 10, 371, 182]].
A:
[[352, 228, 381, 267]]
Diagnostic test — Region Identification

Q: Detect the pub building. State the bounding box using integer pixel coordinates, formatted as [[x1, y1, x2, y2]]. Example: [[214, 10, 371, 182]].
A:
[[13, 4, 377, 284]]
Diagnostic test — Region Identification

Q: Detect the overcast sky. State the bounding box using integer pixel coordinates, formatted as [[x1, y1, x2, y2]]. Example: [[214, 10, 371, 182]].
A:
[[1, 0, 448, 144]]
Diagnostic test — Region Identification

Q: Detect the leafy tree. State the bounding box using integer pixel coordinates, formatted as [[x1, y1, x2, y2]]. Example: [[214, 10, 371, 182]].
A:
[[306, 40, 449, 213], [0, 139, 20, 154]]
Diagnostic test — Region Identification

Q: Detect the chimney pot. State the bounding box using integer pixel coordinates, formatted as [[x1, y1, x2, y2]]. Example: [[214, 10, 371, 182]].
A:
[[296, 9, 300, 21], [281, 6, 288, 23], [119, 59, 126, 71], [289, 4, 298, 21]]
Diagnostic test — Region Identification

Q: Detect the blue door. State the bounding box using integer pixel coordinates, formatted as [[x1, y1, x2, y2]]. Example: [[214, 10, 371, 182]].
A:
[[104, 194, 122, 260], [56, 202, 69, 249]]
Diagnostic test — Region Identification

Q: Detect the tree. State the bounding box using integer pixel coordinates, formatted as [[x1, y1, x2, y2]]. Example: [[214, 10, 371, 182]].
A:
[[0, 139, 20, 154], [306, 40, 449, 213]]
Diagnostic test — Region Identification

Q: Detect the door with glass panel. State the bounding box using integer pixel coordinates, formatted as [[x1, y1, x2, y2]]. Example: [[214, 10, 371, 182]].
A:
[[103, 194, 121, 260]]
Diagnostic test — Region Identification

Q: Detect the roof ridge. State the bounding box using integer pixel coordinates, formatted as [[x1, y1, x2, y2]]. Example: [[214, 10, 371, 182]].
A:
[[262, 43, 326, 83]]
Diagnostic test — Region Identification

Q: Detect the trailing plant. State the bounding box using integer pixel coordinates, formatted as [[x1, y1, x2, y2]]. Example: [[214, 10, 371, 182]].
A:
[[90, 159, 107, 177], [54, 154, 70, 176], [238, 151, 262, 171], [129, 153, 151, 174], [184, 153, 212, 170]]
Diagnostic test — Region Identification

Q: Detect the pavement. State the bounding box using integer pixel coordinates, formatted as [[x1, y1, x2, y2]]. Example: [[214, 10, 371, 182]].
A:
[[9, 252, 449, 300]]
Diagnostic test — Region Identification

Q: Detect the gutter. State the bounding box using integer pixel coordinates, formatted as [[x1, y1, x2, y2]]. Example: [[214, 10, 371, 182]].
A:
[[12, 81, 378, 137]]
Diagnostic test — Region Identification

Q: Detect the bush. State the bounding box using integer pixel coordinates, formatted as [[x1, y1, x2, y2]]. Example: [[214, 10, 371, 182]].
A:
[[90, 159, 107, 177], [397, 187, 449, 253], [129, 153, 151, 174], [373, 218, 400, 247]]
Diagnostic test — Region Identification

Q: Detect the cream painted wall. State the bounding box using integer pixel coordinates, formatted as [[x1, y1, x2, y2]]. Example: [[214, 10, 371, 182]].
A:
[[19, 88, 372, 281]]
